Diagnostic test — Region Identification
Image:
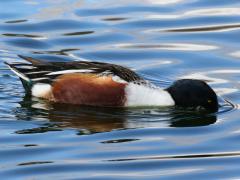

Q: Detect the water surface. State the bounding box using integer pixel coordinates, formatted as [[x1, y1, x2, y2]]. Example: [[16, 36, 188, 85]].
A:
[[1, 0, 240, 179]]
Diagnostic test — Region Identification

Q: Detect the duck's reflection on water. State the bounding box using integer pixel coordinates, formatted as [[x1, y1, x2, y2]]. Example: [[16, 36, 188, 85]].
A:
[[48, 103, 127, 133], [15, 95, 219, 134]]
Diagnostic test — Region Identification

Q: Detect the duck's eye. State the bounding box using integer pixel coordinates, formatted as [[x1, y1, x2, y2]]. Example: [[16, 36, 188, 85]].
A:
[[208, 100, 212, 103]]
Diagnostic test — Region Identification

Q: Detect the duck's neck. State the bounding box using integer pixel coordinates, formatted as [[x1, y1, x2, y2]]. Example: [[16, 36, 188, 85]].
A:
[[124, 83, 175, 107]]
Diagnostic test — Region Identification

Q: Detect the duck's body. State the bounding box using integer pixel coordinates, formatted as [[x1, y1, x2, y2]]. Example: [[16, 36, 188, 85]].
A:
[[6, 56, 174, 107], [5, 55, 218, 112]]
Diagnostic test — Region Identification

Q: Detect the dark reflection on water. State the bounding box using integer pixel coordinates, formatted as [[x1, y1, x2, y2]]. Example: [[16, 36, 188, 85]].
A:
[[1, 0, 240, 179], [63, 31, 95, 36], [2, 33, 42, 38], [13, 95, 233, 135], [18, 161, 53, 166], [165, 24, 240, 33], [102, 17, 128, 21], [5, 19, 28, 24]]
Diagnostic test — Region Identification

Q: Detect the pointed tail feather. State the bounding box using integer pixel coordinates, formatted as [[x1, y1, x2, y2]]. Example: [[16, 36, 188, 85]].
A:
[[4, 62, 30, 82], [4, 62, 32, 92]]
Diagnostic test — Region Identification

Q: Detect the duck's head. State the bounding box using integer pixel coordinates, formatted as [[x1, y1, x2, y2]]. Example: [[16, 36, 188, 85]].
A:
[[166, 79, 218, 113]]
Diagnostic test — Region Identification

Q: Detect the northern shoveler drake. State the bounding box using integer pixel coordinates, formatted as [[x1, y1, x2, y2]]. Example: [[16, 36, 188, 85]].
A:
[[5, 55, 219, 112]]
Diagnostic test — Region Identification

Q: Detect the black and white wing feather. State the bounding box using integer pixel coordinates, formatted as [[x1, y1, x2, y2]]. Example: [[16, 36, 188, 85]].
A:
[[5, 55, 144, 86]]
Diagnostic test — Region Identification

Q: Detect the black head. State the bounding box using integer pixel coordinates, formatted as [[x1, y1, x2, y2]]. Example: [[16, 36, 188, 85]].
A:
[[166, 79, 218, 113]]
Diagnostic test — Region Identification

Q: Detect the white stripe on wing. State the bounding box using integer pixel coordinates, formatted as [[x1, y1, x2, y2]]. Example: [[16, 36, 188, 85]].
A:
[[46, 69, 94, 75]]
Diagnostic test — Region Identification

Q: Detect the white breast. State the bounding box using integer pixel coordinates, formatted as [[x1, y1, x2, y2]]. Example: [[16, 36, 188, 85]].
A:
[[125, 83, 175, 107]]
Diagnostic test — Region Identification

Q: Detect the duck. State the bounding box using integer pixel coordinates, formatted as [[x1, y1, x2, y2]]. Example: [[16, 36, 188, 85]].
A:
[[5, 55, 219, 112]]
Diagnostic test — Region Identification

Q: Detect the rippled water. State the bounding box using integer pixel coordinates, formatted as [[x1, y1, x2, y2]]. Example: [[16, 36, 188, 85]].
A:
[[1, 0, 240, 179]]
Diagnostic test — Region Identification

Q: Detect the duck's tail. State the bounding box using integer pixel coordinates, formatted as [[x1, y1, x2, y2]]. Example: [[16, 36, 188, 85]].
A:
[[4, 62, 32, 92]]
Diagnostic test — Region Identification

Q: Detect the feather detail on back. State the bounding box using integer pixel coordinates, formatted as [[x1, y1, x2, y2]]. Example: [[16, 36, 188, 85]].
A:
[[5, 56, 144, 85]]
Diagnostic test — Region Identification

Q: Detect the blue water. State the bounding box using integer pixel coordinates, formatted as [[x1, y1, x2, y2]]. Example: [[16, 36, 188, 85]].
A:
[[1, 0, 240, 179]]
